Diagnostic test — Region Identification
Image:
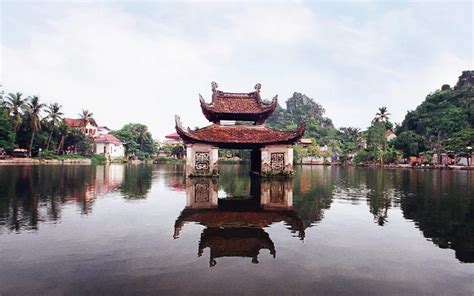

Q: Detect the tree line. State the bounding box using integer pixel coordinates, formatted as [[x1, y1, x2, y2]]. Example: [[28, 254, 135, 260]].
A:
[[266, 71, 473, 164], [0, 90, 156, 158]]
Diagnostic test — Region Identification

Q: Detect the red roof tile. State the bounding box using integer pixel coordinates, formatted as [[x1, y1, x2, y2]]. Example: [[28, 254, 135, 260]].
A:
[[165, 133, 181, 140], [94, 134, 123, 144], [200, 90, 278, 123], [175, 116, 304, 147], [65, 118, 84, 128], [65, 118, 98, 128]]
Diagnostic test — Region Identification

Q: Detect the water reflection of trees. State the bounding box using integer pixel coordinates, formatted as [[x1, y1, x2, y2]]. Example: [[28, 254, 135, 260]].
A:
[[292, 166, 334, 229], [120, 164, 153, 199], [218, 164, 251, 197], [161, 164, 186, 192], [362, 169, 401, 226], [398, 170, 473, 263], [0, 166, 99, 232], [332, 167, 473, 263], [0, 165, 132, 233]]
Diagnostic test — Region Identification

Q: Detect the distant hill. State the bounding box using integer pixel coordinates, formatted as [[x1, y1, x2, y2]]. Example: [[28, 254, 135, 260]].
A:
[[266, 92, 337, 145], [395, 70, 473, 154]]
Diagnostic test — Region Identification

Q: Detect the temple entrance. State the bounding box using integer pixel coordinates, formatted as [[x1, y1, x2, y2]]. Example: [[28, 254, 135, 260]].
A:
[[175, 82, 304, 178]]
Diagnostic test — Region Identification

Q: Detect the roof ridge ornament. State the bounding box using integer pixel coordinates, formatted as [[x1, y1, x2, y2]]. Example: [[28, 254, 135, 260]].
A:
[[211, 81, 218, 93], [254, 83, 262, 93], [175, 115, 184, 129]]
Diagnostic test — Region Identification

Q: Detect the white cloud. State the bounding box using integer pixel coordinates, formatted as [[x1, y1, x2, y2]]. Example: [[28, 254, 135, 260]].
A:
[[1, 2, 472, 138]]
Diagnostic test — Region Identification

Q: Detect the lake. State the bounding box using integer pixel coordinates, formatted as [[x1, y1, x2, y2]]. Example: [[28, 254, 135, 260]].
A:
[[0, 164, 472, 295]]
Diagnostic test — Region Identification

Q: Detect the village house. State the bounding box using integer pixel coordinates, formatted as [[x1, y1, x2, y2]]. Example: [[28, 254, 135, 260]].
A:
[[65, 118, 98, 137], [65, 118, 125, 159], [164, 133, 183, 146], [94, 134, 125, 159], [385, 130, 397, 142], [297, 138, 313, 148], [97, 126, 111, 136]]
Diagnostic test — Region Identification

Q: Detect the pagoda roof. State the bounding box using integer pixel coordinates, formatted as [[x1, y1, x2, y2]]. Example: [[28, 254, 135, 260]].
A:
[[200, 82, 278, 123], [175, 116, 304, 148], [198, 228, 276, 262], [174, 208, 305, 239]]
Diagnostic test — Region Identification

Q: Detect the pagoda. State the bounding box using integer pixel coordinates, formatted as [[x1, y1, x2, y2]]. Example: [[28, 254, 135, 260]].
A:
[[175, 82, 304, 177]]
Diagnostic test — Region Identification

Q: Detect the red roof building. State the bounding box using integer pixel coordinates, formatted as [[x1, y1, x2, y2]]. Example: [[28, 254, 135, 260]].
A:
[[65, 118, 84, 128], [175, 82, 304, 177], [65, 118, 98, 137], [94, 134, 125, 159], [165, 133, 182, 141], [94, 134, 123, 144]]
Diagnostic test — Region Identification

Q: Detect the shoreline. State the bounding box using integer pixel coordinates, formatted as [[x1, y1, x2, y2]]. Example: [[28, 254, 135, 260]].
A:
[[296, 163, 473, 170], [0, 158, 472, 170], [0, 157, 92, 165]]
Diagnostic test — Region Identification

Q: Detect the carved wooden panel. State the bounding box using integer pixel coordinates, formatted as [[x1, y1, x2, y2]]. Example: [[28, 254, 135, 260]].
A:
[[195, 183, 210, 202], [270, 153, 285, 171], [195, 152, 210, 170]]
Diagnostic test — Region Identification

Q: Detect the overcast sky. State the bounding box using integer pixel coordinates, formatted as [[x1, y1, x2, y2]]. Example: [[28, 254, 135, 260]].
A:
[[1, 1, 472, 139]]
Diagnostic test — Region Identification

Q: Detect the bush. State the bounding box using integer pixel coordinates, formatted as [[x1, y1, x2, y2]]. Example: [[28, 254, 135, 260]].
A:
[[354, 149, 374, 164], [41, 150, 59, 159], [91, 154, 106, 164]]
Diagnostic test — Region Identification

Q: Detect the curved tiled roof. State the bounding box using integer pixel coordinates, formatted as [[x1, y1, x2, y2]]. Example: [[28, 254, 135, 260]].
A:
[[174, 208, 305, 240], [200, 89, 278, 123], [175, 116, 304, 146]]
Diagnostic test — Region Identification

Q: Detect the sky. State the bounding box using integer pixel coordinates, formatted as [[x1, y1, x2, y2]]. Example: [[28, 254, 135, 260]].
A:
[[1, 1, 473, 139]]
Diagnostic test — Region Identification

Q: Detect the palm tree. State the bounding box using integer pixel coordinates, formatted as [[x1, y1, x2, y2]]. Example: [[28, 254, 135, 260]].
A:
[[79, 109, 94, 125], [372, 106, 391, 123], [6, 92, 26, 131], [56, 120, 70, 155], [26, 96, 45, 156], [133, 124, 149, 151], [44, 103, 64, 150]]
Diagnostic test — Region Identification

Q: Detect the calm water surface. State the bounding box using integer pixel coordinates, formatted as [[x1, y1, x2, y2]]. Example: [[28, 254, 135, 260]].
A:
[[0, 164, 472, 295]]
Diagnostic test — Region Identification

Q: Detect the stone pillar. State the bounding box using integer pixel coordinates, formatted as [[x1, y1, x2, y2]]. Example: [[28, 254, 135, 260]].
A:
[[260, 145, 294, 177], [185, 144, 219, 177]]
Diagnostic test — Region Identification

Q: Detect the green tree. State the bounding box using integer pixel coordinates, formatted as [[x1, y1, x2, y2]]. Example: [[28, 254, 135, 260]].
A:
[[56, 120, 70, 154], [367, 122, 386, 150], [5, 92, 26, 132], [25, 96, 45, 156], [391, 131, 427, 157], [44, 103, 64, 150], [112, 123, 156, 158], [337, 127, 362, 155], [266, 92, 337, 144], [398, 80, 473, 156], [0, 110, 16, 150], [372, 106, 391, 124], [79, 109, 94, 126]]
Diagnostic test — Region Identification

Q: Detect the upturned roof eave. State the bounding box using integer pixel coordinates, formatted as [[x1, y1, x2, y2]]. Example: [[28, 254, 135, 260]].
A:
[[174, 116, 304, 146]]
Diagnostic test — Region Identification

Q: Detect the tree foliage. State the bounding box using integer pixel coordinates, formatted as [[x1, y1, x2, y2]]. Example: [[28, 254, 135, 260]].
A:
[[266, 92, 337, 145], [398, 83, 473, 153], [112, 123, 156, 158]]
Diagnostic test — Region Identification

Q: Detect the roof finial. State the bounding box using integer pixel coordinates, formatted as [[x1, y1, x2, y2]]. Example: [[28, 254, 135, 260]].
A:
[[254, 83, 262, 93], [211, 81, 218, 93]]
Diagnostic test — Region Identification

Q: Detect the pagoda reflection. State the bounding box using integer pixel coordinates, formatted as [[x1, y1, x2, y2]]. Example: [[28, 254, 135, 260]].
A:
[[174, 177, 306, 266]]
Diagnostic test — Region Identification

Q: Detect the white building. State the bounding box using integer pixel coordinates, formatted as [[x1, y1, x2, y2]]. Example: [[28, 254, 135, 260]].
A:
[[94, 134, 125, 159]]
